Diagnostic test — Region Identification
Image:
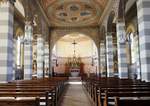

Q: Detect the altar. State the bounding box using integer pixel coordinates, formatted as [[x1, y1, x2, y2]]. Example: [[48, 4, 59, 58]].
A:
[[64, 40, 84, 77], [70, 68, 80, 77]]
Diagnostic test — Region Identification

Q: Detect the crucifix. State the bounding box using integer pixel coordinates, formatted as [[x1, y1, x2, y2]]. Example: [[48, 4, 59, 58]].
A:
[[72, 40, 77, 57]]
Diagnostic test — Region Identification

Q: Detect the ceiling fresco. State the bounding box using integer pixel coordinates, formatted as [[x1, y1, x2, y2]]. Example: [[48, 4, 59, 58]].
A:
[[40, 0, 108, 27]]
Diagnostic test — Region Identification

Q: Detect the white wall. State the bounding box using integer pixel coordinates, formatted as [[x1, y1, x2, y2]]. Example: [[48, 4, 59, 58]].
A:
[[54, 40, 95, 57]]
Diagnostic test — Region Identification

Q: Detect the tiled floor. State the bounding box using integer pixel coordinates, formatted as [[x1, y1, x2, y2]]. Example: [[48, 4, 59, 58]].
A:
[[59, 83, 93, 106]]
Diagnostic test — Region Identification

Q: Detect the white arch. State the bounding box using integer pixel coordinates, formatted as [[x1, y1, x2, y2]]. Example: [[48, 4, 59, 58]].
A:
[[52, 33, 98, 58]]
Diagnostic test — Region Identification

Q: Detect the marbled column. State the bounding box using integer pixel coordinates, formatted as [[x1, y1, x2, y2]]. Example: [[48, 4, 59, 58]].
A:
[[44, 43, 49, 77], [97, 46, 101, 76], [0, 1, 14, 82], [134, 34, 141, 79], [13, 38, 17, 80], [137, 0, 150, 82], [24, 23, 33, 80], [49, 48, 53, 77], [24, 43, 32, 79], [37, 36, 44, 78], [116, 22, 128, 78], [100, 42, 106, 77], [106, 34, 114, 77]]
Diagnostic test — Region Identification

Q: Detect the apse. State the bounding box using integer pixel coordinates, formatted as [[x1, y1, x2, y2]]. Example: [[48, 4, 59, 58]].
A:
[[52, 33, 98, 76]]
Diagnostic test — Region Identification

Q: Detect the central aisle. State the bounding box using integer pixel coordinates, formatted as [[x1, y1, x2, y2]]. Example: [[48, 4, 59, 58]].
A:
[[60, 82, 93, 106]]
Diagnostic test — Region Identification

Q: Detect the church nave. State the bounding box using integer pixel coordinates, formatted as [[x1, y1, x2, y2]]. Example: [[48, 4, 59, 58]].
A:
[[1, 0, 150, 106]]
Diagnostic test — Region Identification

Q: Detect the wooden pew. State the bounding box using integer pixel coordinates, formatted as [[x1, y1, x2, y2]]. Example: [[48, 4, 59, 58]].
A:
[[0, 91, 49, 106], [96, 79, 149, 97], [0, 97, 40, 106], [7, 77, 68, 100], [0, 87, 55, 106], [96, 87, 150, 106], [0, 84, 56, 105], [103, 91, 150, 106], [0, 77, 68, 106], [82, 76, 150, 106], [114, 97, 150, 106]]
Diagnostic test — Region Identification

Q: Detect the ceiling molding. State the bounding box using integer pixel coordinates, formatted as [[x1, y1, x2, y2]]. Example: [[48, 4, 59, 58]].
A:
[[35, 0, 50, 26], [98, 0, 113, 25]]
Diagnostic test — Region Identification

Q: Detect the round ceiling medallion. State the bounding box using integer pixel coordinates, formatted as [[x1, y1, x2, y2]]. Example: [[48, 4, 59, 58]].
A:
[[69, 17, 79, 22], [68, 4, 80, 11], [56, 11, 67, 18], [80, 10, 92, 17], [56, 5, 64, 10]]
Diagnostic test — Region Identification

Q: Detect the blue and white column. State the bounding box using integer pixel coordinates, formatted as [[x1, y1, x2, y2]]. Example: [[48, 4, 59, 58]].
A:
[[137, 0, 150, 82], [100, 42, 106, 77], [116, 22, 128, 78], [0, 1, 14, 82], [37, 36, 44, 78], [13, 38, 17, 80], [106, 34, 114, 77], [44, 43, 49, 77], [134, 34, 141, 79], [24, 22, 33, 80]]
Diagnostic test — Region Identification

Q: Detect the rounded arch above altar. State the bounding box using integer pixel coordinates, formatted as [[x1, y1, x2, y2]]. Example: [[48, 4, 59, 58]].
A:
[[51, 32, 99, 77]]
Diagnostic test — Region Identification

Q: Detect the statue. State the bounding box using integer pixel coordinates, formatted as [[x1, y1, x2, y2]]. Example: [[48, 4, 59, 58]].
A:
[[33, 14, 42, 34], [119, 32, 126, 43], [24, 21, 33, 44]]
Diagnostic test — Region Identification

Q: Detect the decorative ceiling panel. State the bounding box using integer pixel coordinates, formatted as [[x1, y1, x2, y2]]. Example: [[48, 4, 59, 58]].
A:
[[40, 0, 108, 27]]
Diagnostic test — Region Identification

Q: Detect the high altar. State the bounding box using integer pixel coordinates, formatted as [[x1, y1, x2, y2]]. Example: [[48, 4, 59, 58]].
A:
[[64, 40, 84, 77], [65, 57, 84, 77]]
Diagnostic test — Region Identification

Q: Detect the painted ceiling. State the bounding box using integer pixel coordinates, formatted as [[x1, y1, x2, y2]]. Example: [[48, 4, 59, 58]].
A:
[[40, 0, 108, 27]]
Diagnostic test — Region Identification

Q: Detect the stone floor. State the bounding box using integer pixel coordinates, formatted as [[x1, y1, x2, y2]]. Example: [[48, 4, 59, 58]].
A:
[[59, 81, 93, 106]]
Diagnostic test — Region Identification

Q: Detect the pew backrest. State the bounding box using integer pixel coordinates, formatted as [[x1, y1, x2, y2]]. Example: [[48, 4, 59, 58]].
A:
[[115, 97, 150, 106], [0, 97, 40, 106]]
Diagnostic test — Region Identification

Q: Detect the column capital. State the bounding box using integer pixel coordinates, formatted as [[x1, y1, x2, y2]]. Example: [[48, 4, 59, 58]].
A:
[[24, 23, 33, 44], [100, 40, 105, 44], [105, 32, 115, 36], [44, 42, 49, 45], [117, 21, 125, 26], [36, 34, 42, 38], [100, 42, 105, 46], [133, 31, 138, 36], [117, 18, 124, 23]]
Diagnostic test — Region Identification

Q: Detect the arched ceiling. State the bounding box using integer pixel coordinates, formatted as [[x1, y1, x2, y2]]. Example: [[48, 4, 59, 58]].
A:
[[40, 0, 108, 27]]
